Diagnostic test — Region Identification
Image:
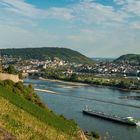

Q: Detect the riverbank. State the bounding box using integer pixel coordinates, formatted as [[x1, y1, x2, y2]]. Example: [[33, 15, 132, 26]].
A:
[[38, 77, 140, 93], [83, 83, 140, 93], [39, 77, 88, 86], [90, 84, 140, 93]]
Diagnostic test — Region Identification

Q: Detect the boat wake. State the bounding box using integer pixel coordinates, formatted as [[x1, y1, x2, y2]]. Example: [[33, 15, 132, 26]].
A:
[[136, 121, 140, 126]]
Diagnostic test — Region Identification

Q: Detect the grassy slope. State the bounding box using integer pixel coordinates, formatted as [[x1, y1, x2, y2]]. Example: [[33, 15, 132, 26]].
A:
[[0, 85, 80, 140]]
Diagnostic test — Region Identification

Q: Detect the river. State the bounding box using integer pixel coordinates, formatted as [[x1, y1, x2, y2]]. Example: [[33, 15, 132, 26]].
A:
[[24, 79, 140, 140]]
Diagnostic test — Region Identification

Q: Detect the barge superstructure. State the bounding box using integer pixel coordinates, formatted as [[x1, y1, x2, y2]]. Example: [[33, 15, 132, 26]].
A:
[[83, 106, 137, 126]]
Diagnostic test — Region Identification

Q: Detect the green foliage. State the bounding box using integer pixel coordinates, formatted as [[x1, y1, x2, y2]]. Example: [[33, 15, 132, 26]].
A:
[[47, 72, 140, 90], [42, 68, 67, 80], [0, 47, 94, 65], [0, 80, 45, 108], [0, 64, 3, 72], [18, 72, 23, 79], [70, 73, 79, 81], [85, 131, 100, 139], [114, 54, 140, 64], [5, 65, 17, 74], [0, 85, 78, 135], [91, 131, 100, 139], [116, 79, 136, 89]]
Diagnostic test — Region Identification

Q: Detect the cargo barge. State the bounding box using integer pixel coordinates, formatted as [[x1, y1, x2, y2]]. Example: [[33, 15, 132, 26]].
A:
[[83, 106, 137, 126]]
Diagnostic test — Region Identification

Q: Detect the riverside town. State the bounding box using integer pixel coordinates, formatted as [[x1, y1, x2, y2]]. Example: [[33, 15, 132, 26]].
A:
[[0, 0, 140, 140]]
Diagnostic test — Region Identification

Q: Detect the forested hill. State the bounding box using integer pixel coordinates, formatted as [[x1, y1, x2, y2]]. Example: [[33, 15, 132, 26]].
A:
[[114, 54, 140, 64], [0, 47, 94, 65]]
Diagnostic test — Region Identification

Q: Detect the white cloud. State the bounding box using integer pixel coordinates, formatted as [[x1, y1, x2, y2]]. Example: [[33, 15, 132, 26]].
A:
[[124, 0, 140, 17], [73, 1, 127, 25], [114, 0, 140, 17], [1, 0, 39, 17], [0, 23, 61, 48], [0, 0, 127, 23], [44, 7, 74, 20], [0, 0, 75, 20], [0, 0, 140, 25], [114, 0, 127, 5], [67, 28, 105, 44], [0, 0, 140, 57], [130, 22, 140, 29]]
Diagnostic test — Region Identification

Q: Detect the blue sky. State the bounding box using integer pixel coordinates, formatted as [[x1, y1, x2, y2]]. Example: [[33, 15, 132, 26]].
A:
[[0, 0, 140, 57], [26, 0, 79, 8]]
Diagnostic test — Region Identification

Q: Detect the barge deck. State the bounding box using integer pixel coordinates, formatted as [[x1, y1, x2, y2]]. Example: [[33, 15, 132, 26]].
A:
[[83, 106, 137, 126]]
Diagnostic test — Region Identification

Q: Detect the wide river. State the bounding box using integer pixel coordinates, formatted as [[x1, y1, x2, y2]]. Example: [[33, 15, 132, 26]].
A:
[[24, 79, 140, 140]]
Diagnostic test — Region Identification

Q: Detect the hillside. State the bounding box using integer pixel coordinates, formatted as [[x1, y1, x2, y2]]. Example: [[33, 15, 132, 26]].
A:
[[0, 47, 94, 65], [114, 54, 140, 64], [0, 80, 82, 140]]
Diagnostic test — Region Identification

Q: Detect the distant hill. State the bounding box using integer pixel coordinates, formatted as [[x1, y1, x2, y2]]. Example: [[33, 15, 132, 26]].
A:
[[114, 54, 140, 64], [0, 47, 94, 65], [92, 57, 115, 63]]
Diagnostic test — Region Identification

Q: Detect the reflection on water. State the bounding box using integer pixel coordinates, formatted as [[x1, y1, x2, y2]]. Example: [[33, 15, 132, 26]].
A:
[[24, 79, 140, 140]]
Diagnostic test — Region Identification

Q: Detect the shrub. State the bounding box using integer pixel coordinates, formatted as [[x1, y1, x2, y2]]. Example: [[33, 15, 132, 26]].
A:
[[91, 131, 100, 139]]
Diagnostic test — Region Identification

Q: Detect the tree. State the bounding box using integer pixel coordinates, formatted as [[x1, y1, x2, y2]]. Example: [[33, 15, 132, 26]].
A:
[[70, 73, 78, 81], [6, 65, 17, 74], [0, 64, 3, 72], [18, 72, 23, 79]]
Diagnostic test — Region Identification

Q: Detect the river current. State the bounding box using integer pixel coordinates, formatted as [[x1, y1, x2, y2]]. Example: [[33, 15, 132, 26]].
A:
[[24, 79, 140, 140]]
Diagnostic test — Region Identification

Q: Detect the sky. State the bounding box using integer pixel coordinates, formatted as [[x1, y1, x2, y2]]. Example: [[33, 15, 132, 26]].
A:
[[0, 0, 140, 58]]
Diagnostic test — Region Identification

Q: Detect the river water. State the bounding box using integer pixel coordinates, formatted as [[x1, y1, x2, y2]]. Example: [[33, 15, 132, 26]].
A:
[[24, 79, 140, 140]]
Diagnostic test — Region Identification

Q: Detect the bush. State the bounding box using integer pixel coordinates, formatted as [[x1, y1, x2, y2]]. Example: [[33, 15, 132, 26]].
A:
[[5, 65, 17, 74], [91, 131, 100, 139]]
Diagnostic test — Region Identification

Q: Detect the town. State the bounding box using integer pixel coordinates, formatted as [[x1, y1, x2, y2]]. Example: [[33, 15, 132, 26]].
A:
[[1, 55, 140, 80]]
